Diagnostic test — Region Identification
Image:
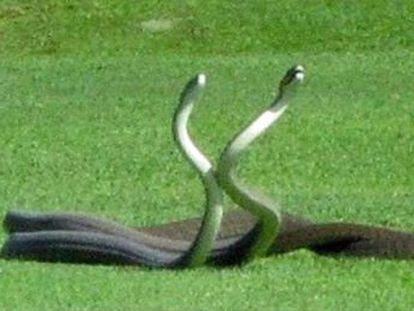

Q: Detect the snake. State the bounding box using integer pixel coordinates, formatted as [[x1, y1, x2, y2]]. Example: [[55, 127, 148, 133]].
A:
[[2, 66, 414, 267]]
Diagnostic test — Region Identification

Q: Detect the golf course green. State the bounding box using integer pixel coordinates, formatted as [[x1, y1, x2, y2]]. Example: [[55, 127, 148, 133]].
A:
[[1, 1, 413, 310]]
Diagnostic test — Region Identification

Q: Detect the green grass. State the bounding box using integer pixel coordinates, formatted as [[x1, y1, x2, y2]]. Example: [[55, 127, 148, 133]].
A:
[[1, 1, 414, 310]]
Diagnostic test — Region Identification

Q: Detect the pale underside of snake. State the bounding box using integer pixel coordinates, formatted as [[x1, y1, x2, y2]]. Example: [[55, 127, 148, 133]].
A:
[[2, 66, 414, 267]]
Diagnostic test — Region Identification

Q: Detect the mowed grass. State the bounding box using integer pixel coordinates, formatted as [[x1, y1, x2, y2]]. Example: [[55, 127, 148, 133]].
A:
[[1, 1, 414, 310]]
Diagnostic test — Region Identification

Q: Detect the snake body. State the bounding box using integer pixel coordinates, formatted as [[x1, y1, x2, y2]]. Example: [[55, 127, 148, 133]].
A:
[[4, 209, 414, 266], [2, 74, 226, 268], [2, 66, 414, 266], [216, 65, 304, 260]]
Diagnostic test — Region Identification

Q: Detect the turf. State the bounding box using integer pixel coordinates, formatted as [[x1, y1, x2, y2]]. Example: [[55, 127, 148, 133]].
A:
[[1, 1, 414, 310]]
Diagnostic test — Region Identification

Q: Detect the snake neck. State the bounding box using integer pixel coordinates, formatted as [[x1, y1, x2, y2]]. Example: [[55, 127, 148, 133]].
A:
[[172, 80, 223, 267], [217, 98, 288, 261]]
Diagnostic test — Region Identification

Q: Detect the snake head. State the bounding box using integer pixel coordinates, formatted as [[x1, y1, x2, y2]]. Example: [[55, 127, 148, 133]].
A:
[[197, 73, 206, 86], [279, 65, 305, 94], [179, 73, 207, 106]]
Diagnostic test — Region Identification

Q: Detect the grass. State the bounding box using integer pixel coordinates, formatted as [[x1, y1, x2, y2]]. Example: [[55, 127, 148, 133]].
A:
[[1, 1, 414, 310]]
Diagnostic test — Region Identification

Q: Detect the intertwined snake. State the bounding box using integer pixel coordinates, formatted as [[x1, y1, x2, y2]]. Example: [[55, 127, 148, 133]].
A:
[[2, 66, 414, 267]]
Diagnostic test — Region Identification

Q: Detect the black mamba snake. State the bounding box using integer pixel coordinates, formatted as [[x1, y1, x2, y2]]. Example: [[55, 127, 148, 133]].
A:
[[2, 66, 413, 267]]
